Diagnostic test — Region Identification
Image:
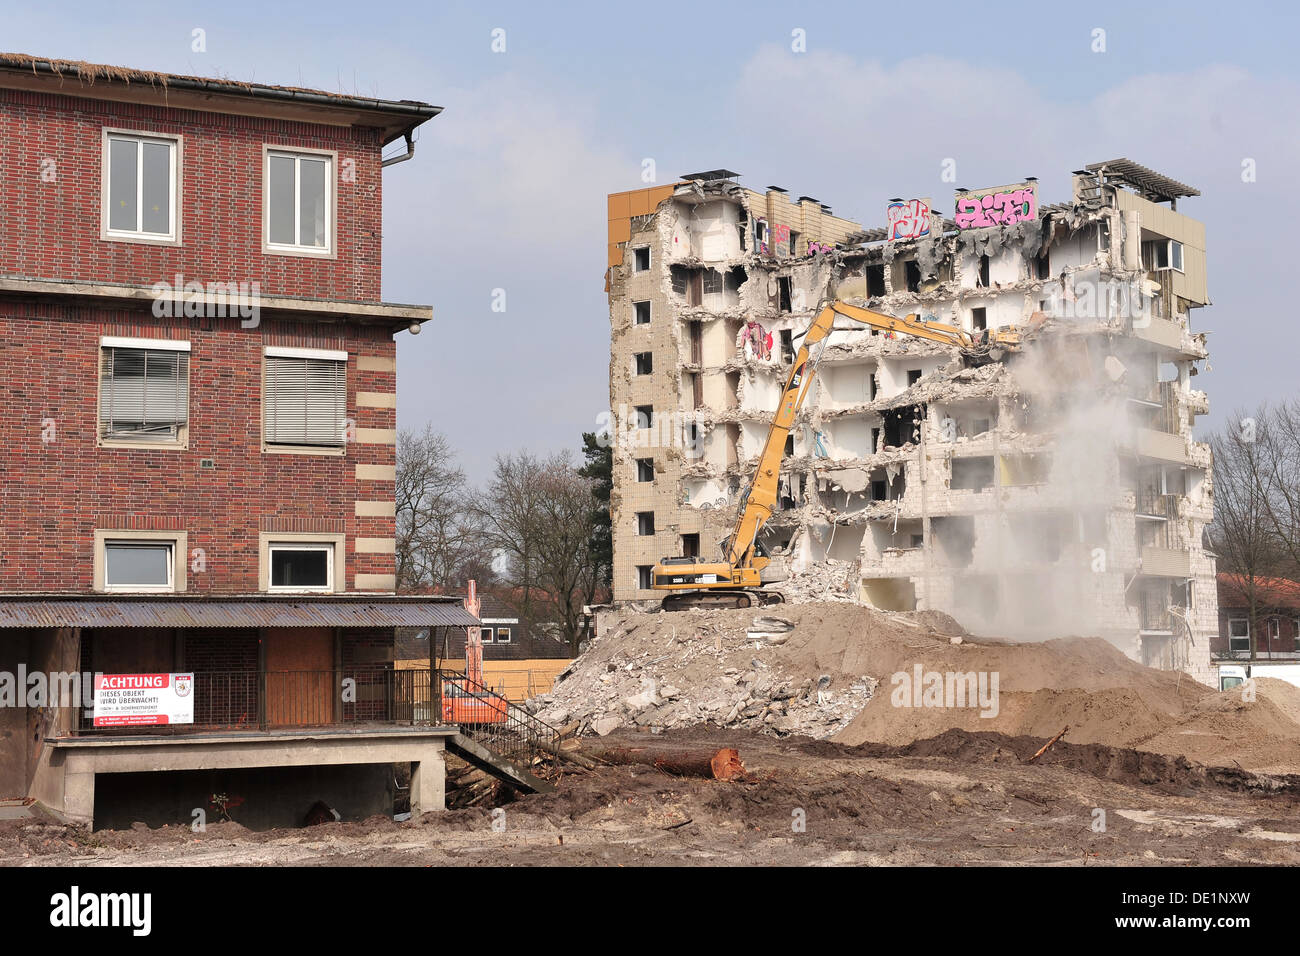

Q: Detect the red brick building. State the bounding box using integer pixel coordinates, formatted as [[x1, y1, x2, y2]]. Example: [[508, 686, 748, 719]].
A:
[[1215, 573, 1300, 661], [0, 55, 477, 828]]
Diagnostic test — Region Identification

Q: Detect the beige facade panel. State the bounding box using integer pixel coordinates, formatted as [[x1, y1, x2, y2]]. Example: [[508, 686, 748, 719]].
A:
[[355, 537, 397, 554], [355, 463, 397, 480], [1141, 546, 1192, 578], [1135, 428, 1189, 464], [354, 573, 397, 590], [355, 500, 396, 517], [357, 391, 398, 408], [355, 427, 397, 445], [357, 355, 396, 372]]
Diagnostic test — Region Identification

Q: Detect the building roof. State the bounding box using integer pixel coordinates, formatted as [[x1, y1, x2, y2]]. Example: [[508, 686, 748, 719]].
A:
[[1217, 573, 1300, 612], [1085, 158, 1200, 202], [0, 595, 478, 629], [0, 53, 441, 146]]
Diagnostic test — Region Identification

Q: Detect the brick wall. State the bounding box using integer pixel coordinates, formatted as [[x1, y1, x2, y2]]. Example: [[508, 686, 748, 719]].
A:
[[0, 301, 397, 592], [0, 88, 384, 302]]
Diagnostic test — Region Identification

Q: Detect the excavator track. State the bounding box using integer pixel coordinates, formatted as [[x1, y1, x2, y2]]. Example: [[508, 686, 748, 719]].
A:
[[662, 590, 785, 612]]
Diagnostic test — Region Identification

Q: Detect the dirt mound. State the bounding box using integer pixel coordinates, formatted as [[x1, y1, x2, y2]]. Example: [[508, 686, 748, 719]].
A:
[[534, 601, 1300, 773]]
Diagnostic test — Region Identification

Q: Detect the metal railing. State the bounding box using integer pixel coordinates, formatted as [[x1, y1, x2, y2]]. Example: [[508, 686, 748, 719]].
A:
[[444, 668, 562, 767], [73, 666, 563, 770]]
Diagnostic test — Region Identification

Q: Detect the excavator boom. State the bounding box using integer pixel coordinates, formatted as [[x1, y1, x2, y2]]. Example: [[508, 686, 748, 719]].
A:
[[653, 299, 1020, 610]]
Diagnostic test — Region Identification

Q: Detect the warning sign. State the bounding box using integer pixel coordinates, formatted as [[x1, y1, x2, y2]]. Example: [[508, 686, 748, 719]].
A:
[[93, 673, 194, 727]]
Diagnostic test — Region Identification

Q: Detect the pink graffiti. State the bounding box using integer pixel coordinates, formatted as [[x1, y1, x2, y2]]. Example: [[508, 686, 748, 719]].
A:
[[807, 240, 834, 255], [772, 223, 791, 255], [887, 199, 931, 241], [954, 187, 1037, 230]]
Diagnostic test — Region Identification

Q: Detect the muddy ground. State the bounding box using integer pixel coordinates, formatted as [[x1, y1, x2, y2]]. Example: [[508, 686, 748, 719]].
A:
[[4, 726, 1299, 866]]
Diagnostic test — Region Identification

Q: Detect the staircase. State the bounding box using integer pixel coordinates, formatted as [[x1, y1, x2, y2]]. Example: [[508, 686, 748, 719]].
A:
[[438, 669, 563, 794]]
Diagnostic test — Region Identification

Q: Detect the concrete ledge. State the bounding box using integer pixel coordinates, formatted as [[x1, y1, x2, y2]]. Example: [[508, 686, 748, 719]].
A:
[[48, 726, 456, 826]]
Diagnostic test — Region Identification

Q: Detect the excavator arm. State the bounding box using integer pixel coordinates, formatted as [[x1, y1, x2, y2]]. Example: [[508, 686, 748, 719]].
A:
[[654, 299, 1020, 610]]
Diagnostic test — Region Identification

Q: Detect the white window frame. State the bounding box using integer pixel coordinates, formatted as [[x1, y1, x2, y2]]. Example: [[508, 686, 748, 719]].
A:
[[480, 627, 494, 645], [1228, 618, 1250, 653], [101, 128, 182, 246], [261, 346, 349, 454], [97, 336, 192, 449], [495, 627, 512, 644], [94, 530, 187, 594], [262, 145, 337, 258], [266, 542, 335, 593]]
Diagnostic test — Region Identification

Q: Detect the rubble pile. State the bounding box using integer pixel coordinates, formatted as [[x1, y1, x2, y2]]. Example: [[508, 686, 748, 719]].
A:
[[767, 558, 857, 603], [530, 601, 957, 739]]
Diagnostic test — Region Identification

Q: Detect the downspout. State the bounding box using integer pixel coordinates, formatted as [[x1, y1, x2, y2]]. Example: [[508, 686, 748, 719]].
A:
[[381, 131, 415, 168]]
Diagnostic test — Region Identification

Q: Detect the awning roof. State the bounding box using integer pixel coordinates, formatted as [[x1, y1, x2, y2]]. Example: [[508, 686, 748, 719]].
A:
[[0, 598, 478, 629]]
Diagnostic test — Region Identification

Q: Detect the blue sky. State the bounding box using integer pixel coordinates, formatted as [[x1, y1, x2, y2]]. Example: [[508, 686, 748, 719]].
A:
[[8, 0, 1298, 479]]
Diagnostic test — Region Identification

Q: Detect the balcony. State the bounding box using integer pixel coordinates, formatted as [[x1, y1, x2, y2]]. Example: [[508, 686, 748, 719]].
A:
[[1140, 545, 1190, 578]]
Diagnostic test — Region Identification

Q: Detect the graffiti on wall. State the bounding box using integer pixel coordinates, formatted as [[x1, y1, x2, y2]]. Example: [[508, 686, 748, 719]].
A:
[[887, 198, 931, 241], [772, 223, 791, 257], [743, 320, 773, 361], [954, 183, 1037, 230], [807, 240, 835, 255]]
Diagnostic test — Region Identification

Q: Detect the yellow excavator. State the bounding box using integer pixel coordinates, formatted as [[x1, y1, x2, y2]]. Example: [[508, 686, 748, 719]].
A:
[[653, 299, 1023, 610]]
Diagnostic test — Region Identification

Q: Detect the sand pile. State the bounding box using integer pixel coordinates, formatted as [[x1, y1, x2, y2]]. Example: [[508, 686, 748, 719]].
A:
[[531, 601, 1300, 773]]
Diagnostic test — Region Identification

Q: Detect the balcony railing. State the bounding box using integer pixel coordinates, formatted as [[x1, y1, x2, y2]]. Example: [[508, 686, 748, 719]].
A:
[[72, 666, 564, 772], [76, 666, 441, 736]]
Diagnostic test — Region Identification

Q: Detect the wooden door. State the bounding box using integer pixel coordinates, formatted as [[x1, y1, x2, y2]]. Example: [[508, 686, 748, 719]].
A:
[[264, 628, 334, 727]]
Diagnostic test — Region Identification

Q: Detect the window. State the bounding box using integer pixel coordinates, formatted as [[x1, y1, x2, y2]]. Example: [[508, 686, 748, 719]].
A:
[[635, 352, 653, 375], [636, 512, 655, 536], [104, 541, 174, 592], [777, 276, 793, 312], [636, 565, 653, 590], [495, 627, 512, 644], [634, 405, 653, 430], [263, 347, 348, 449], [1228, 618, 1250, 654], [95, 530, 187, 593], [907, 369, 922, 387], [103, 131, 179, 242], [779, 330, 794, 363], [971, 308, 987, 332], [910, 534, 924, 549], [633, 247, 650, 271], [866, 264, 887, 298], [1269, 618, 1281, 646], [681, 533, 699, 558], [265, 148, 334, 255], [480, 627, 494, 644], [98, 337, 190, 444], [634, 301, 651, 325], [977, 255, 990, 287], [904, 260, 922, 292], [636, 458, 655, 482], [1033, 251, 1051, 280], [268, 542, 333, 592], [1147, 239, 1185, 273]]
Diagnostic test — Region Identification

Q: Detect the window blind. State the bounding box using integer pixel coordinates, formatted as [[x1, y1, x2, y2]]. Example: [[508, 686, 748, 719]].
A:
[[99, 347, 189, 440], [264, 355, 347, 446]]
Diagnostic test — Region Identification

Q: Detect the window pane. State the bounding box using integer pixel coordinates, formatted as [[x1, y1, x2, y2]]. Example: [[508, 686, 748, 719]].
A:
[[298, 158, 327, 247], [106, 544, 171, 587], [141, 141, 172, 234], [108, 138, 138, 232], [268, 154, 296, 245], [101, 347, 188, 439], [271, 548, 330, 588]]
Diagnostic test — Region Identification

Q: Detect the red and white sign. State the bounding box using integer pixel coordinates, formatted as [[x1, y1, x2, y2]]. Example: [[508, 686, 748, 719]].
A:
[[93, 673, 194, 727]]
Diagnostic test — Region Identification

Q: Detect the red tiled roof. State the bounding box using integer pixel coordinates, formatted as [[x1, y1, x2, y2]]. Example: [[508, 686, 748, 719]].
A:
[[1217, 572, 1300, 611]]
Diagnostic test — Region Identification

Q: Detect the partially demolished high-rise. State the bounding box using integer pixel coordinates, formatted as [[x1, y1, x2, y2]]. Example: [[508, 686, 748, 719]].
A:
[[606, 161, 1216, 682]]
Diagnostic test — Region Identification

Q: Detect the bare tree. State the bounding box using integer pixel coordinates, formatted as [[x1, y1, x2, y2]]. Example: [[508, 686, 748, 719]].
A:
[[471, 451, 604, 651], [395, 426, 493, 591], [1210, 407, 1277, 658]]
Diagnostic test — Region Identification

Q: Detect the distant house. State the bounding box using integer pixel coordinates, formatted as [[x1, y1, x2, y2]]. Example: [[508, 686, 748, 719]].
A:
[[396, 593, 574, 701], [1215, 573, 1300, 660]]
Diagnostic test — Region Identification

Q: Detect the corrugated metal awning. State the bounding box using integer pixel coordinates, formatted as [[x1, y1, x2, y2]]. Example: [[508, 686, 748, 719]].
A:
[[0, 598, 478, 629]]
